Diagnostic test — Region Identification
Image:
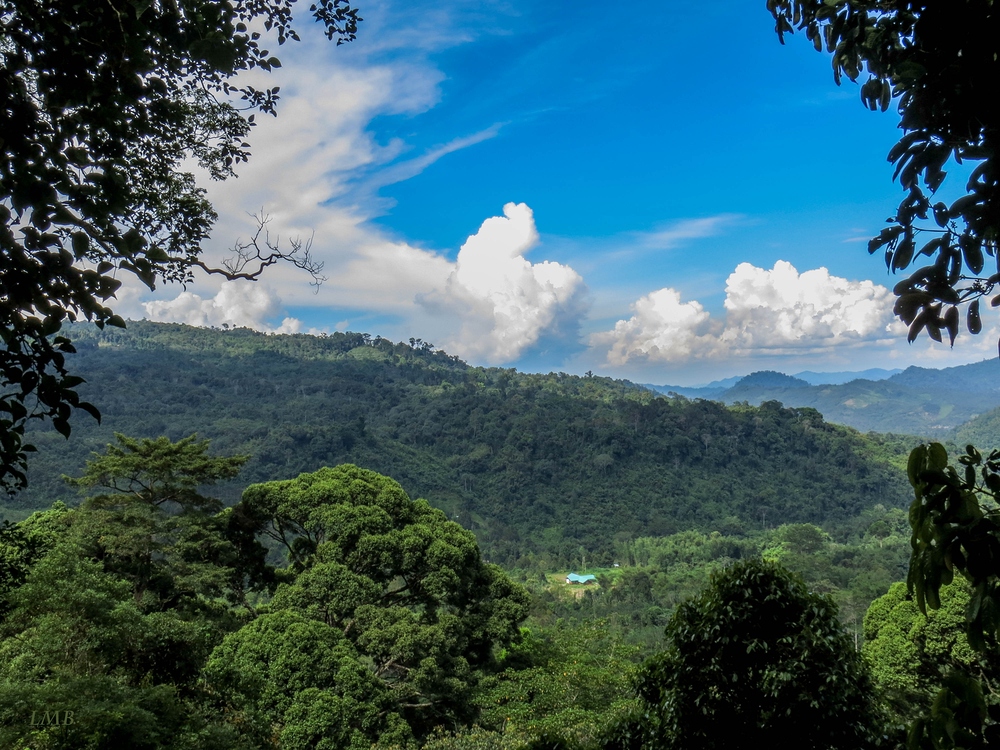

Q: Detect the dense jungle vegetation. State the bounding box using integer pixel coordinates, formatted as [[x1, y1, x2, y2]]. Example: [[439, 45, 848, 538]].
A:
[[7, 321, 915, 571], [4, 0, 1000, 745], [4, 322, 990, 749]]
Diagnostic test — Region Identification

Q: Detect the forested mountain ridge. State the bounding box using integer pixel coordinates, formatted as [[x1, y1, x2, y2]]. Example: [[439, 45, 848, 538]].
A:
[[650, 359, 1000, 435], [8, 321, 913, 567]]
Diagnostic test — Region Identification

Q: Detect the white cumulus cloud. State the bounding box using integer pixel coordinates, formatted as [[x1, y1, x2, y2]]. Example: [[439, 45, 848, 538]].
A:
[[592, 289, 720, 365], [419, 202, 586, 363], [721, 261, 897, 353], [143, 281, 302, 334], [594, 260, 899, 364]]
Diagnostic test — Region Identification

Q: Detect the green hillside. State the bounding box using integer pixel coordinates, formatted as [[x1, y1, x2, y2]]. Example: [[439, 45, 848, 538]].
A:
[[952, 404, 1000, 448], [7, 321, 915, 567]]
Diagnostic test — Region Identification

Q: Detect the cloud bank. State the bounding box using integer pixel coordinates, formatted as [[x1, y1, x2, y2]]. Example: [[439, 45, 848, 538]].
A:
[[122, 6, 916, 374], [143, 281, 303, 334], [594, 260, 899, 365]]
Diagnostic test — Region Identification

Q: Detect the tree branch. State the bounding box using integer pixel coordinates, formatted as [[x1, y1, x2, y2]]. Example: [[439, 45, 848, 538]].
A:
[[188, 210, 327, 291]]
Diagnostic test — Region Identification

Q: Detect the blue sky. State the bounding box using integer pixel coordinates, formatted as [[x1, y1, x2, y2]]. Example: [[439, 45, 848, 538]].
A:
[[123, 0, 995, 385]]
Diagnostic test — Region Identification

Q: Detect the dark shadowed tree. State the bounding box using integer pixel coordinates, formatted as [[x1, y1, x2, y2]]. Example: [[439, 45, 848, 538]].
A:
[[904, 443, 1000, 748], [622, 558, 883, 750]]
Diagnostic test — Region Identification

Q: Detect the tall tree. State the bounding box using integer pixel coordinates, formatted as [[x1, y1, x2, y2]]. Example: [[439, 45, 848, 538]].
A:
[[767, 1, 1000, 349], [621, 558, 882, 750], [0, 0, 360, 492], [0, 434, 257, 749], [209, 464, 531, 744], [63, 433, 272, 613]]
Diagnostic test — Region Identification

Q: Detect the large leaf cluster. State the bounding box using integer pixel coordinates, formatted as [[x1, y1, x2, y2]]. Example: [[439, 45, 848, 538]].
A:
[[904, 442, 1000, 748], [907, 443, 1000, 650], [768, 1, 999, 348], [0, 0, 359, 492]]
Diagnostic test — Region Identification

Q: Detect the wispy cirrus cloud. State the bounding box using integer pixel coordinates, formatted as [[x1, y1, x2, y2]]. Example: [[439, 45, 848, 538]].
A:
[[629, 215, 742, 253], [352, 124, 506, 196], [136, 10, 504, 329]]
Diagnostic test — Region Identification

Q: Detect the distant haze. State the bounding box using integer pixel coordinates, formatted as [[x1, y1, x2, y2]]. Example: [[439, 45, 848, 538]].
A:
[[647, 361, 1000, 436]]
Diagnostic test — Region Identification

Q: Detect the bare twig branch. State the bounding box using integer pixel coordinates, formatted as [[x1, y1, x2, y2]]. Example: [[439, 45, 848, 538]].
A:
[[189, 210, 326, 291]]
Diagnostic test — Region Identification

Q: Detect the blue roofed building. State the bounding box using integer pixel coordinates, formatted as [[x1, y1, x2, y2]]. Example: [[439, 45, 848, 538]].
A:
[[566, 573, 597, 584]]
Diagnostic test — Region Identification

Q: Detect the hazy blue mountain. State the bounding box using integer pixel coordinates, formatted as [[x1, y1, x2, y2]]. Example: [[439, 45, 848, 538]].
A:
[[647, 368, 899, 400], [793, 368, 902, 385], [648, 359, 1000, 436], [642, 383, 729, 399], [727, 371, 811, 393], [717, 361, 1000, 435], [887, 360, 1000, 396], [696, 375, 745, 390]]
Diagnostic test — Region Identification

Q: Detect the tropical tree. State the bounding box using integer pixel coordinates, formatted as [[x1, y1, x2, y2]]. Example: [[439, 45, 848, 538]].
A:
[[0, 434, 257, 749], [474, 620, 640, 747], [63, 433, 265, 613], [622, 558, 882, 750], [767, 1, 1000, 348], [0, 0, 360, 492], [863, 581, 992, 738], [207, 464, 531, 745]]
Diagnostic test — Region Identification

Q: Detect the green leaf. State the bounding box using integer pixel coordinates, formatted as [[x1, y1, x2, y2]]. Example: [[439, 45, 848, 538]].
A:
[[71, 232, 90, 259], [52, 418, 70, 438], [144, 245, 169, 262], [967, 299, 982, 334], [960, 235, 984, 275], [943, 306, 959, 346], [122, 227, 147, 255], [928, 443, 948, 470]]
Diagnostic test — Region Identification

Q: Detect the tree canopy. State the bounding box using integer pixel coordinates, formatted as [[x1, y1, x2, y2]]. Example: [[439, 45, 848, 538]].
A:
[[768, 1, 1000, 349], [0, 0, 360, 493], [209, 465, 531, 744], [862, 581, 994, 741], [9, 320, 912, 570], [0, 434, 261, 749], [628, 558, 882, 750]]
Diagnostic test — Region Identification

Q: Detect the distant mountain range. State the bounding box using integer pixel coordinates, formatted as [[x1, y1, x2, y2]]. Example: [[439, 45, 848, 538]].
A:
[[647, 368, 903, 400], [648, 361, 1000, 437]]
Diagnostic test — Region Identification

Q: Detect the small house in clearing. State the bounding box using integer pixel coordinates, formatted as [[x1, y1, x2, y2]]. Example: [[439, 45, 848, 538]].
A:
[[566, 573, 597, 584]]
